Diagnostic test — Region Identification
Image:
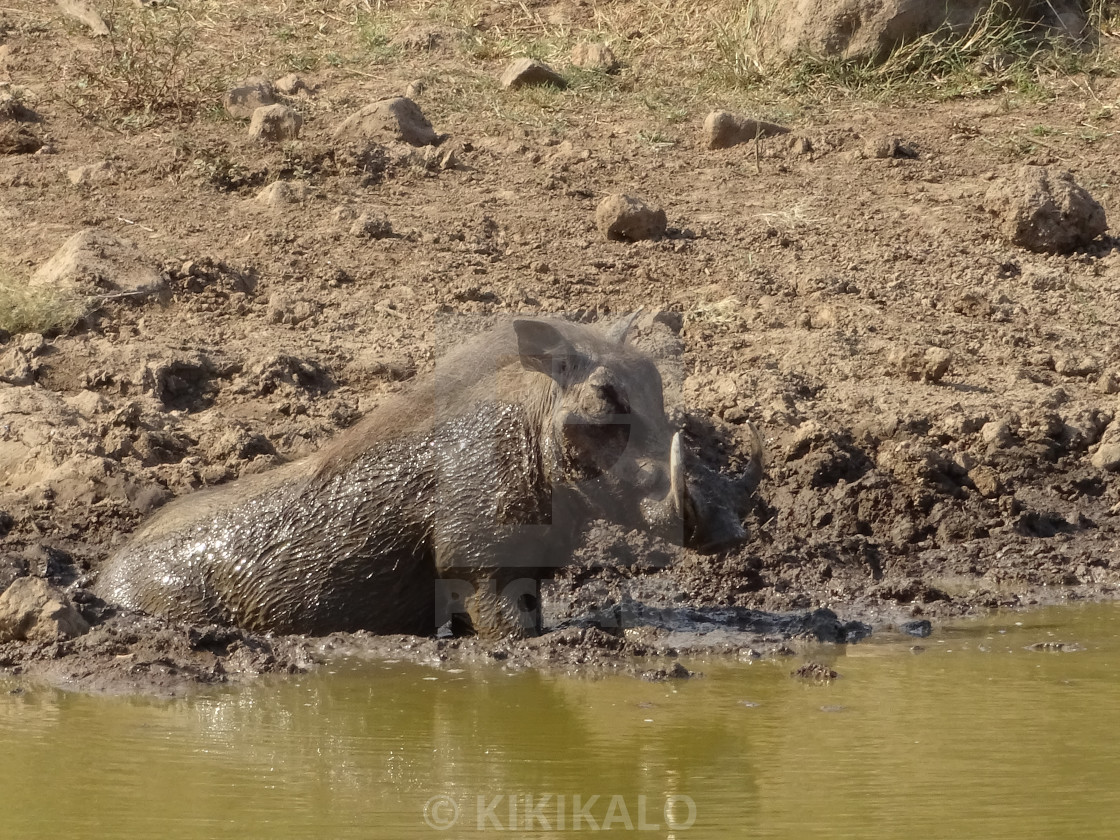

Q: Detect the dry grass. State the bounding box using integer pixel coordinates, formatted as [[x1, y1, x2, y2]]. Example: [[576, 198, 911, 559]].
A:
[[714, 0, 1120, 101], [42, 0, 1120, 130], [60, 0, 227, 124], [0, 276, 88, 337]]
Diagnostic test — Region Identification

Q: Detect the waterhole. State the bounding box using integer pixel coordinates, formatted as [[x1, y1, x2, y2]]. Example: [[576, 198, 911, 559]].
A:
[[3, 603, 1119, 838]]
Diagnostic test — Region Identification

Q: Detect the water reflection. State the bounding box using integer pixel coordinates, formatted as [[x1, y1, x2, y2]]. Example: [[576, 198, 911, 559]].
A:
[[1, 603, 1119, 839]]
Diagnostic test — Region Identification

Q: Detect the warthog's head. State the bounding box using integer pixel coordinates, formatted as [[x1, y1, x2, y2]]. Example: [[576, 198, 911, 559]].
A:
[[511, 315, 760, 554]]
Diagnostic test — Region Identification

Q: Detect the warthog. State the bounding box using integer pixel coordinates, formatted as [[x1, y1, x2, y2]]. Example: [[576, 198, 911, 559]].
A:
[[95, 316, 760, 639]]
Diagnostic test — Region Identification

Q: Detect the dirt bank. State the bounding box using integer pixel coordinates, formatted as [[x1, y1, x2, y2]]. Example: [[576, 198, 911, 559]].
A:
[[2, 1, 1120, 693]]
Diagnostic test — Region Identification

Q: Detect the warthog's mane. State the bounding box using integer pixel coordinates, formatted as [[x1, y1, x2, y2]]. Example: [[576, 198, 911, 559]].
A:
[[311, 319, 552, 480]]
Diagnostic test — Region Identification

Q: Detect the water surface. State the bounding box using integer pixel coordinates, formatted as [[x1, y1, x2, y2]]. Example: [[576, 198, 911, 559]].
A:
[[2, 603, 1119, 838]]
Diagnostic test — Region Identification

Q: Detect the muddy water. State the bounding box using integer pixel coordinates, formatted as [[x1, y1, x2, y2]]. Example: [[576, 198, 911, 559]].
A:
[[3, 604, 1120, 839]]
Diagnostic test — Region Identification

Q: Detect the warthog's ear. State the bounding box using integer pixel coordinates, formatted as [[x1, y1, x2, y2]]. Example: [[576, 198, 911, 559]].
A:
[[513, 319, 580, 382], [603, 310, 642, 344]]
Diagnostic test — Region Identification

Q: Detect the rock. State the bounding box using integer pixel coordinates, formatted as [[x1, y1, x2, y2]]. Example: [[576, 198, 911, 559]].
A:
[[1092, 441, 1120, 471], [333, 97, 438, 147], [757, 0, 1085, 62], [889, 345, 952, 382], [405, 79, 425, 98], [923, 347, 953, 383], [0, 576, 90, 642], [31, 229, 164, 298], [984, 166, 1107, 254], [980, 419, 1014, 448], [641, 661, 694, 681], [500, 58, 566, 90], [254, 180, 309, 206], [571, 42, 619, 72], [331, 205, 360, 224], [899, 619, 932, 638], [67, 160, 119, 185], [1097, 371, 1120, 395], [349, 213, 393, 239], [274, 73, 308, 95], [595, 193, 667, 242], [0, 346, 35, 386], [1055, 354, 1101, 377], [864, 135, 917, 159], [223, 77, 277, 119], [792, 662, 839, 681], [266, 294, 317, 326], [969, 465, 1003, 498], [248, 104, 303, 142], [703, 110, 789, 150]]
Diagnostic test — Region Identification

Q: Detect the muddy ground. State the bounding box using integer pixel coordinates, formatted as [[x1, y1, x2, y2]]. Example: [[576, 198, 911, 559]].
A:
[[2, 2, 1120, 694]]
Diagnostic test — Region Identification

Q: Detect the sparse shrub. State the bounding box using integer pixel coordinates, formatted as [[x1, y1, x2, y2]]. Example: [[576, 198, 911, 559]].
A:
[[63, 0, 224, 123]]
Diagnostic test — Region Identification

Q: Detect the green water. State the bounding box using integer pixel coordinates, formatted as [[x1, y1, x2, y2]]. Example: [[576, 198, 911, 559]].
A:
[[3, 604, 1120, 839]]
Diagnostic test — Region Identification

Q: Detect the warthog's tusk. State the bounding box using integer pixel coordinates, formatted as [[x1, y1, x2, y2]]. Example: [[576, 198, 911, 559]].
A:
[[670, 431, 685, 515], [740, 420, 765, 488]]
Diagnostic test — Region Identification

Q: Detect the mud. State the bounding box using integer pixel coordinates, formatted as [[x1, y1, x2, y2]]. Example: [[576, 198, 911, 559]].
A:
[[2, 2, 1120, 693]]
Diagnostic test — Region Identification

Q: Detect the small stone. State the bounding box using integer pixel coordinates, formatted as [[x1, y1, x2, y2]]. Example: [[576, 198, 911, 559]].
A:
[[266, 294, 316, 326], [864, 135, 917, 159], [1055, 354, 1101, 378], [274, 73, 308, 95], [594, 193, 667, 242], [703, 110, 789, 150], [331, 205, 360, 223], [899, 619, 932, 638], [0, 346, 34, 386], [969, 465, 1003, 498], [349, 213, 393, 239], [1097, 371, 1120, 395], [980, 420, 1013, 448], [790, 135, 813, 156], [248, 104, 302, 142], [792, 662, 840, 681], [405, 79, 425, 98], [254, 180, 308, 206], [223, 77, 277, 119], [570, 42, 619, 72], [923, 346, 953, 383], [67, 160, 118, 185], [333, 97, 438, 147], [984, 166, 1107, 254], [0, 576, 90, 643], [500, 58, 566, 90], [889, 345, 951, 382]]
